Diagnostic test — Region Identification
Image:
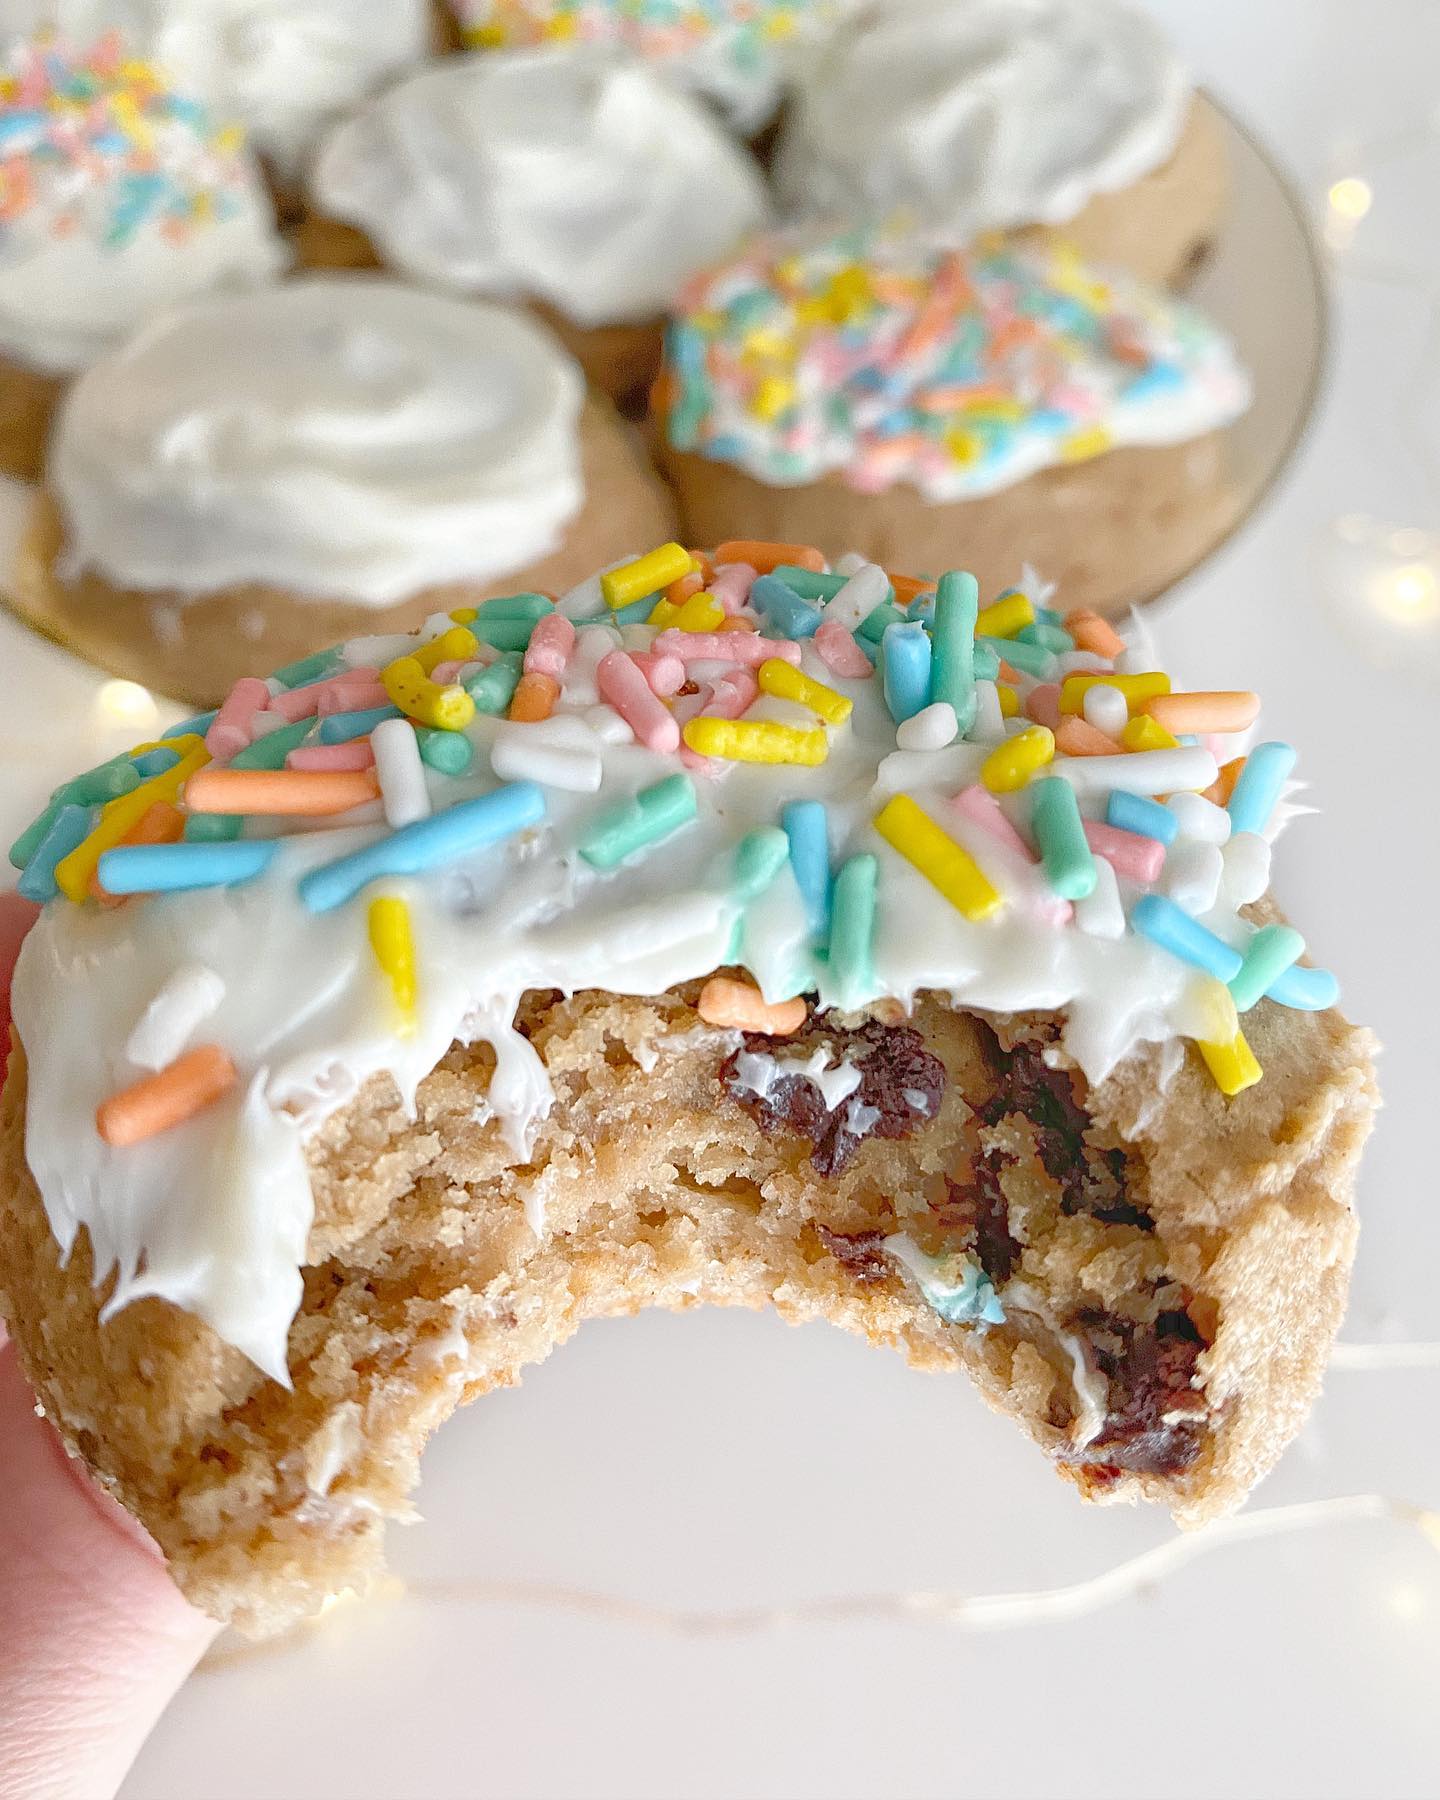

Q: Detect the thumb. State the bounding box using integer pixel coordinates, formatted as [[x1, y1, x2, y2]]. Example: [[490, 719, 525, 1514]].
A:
[[0, 893, 218, 1800]]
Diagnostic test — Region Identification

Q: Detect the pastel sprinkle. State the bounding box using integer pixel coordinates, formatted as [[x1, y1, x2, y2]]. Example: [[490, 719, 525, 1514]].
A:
[[874, 793, 1001, 922], [1060, 671, 1171, 715], [1106, 790, 1180, 845], [732, 827, 790, 902], [383, 657, 475, 732], [1131, 895, 1243, 982], [579, 773, 697, 870], [371, 719, 431, 829], [682, 718, 828, 766], [697, 977, 806, 1036], [813, 619, 873, 679], [597, 651, 680, 753], [758, 658, 852, 725], [317, 704, 402, 745], [1198, 1030, 1263, 1097], [368, 895, 417, 1036], [781, 799, 831, 941], [602, 544, 692, 609], [1227, 741, 1296, 837], [827, 852, 878, 1009], [929, 570, 978, 730], [95, 1044, 237, 1148], [415, 726, 475, 776], [1030, 776, 1096, 900], [1081, 819, 1166, 885], [16, 804, 94, 903], [981, 724, 1054, 794], [184, 767, 378, 817], [881, 622, 932, 723], [1267, 963, 1339, 1011], [1146, 691, 1260, 736], [974, 591, 1034, 639], [464, 654, 524, 716], [96, 839, 278, 895], [1229, 923, 1305, 1013], [752, 573, 822, 640]]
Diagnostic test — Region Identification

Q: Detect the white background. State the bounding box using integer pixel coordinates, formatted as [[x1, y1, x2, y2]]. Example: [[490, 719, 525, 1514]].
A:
[[1, 2, 1436, 1796]]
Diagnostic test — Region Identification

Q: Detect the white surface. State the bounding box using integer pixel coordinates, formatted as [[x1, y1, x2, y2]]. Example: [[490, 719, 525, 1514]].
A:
[[0, 3, 1433, 1796]]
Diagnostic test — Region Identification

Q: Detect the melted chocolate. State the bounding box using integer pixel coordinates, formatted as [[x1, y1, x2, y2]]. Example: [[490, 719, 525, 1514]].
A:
[[1070, 1306, 1208, 1476], [814, 1225, 890, 1285]]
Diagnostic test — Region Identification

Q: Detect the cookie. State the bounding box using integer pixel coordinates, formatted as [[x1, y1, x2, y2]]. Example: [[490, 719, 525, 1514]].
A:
[[0, 540, 1375, 1635], [7, 278, 678, 704], [300, 48, 770, 409]]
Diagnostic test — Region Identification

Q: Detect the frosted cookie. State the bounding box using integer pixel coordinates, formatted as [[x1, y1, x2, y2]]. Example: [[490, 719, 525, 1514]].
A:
[[0, 537, 1375, 1635], [0, 31, 285, 480], [775, 0, 1227, 288], [656, 229, 1251, 617], [5, 0, 434, 197], [445, 0, 827, 134], [301, 48, 770, 406], [7, 276, 677, 704]]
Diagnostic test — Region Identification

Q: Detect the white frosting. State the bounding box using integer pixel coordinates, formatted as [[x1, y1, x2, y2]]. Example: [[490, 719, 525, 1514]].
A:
[[776, 0, 1191, 237], [309, 49, 770, 329], [49, 277, 587, 605], [12, 574, 1306, 1381], [7, 0, 432, 175]]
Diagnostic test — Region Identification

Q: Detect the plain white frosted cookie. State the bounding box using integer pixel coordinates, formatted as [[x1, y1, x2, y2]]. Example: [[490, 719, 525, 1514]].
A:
[[309, 47, 771, 328]]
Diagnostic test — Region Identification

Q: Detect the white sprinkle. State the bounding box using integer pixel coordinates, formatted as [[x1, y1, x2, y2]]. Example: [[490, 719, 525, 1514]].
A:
[[371, 718, 430, 827], [557, 556, 631, 621], [822, 562, 889, 632], [1074, 856, 1125, 939], [344, 632, 407, 669], [896, 701, 958, 751], [1113, 646, 1153, 675], [1167, 791, 1232, 845], [124, 963, 226, 1070], [619, 623, 652, 651], [1051, 747, 1218, 798], [968, 679, 1006, 743], [250, 711, 286, 737], [1055, 650, 1112, 676], [1082, 683, 1128, 739], [490, 720, 603, 792], [1221, 831, 1271, 904], [1164, 839, 1224, 914], [562, 624, 619, 707], [834, 551, 868, 576], [583, 704, 634, 745]]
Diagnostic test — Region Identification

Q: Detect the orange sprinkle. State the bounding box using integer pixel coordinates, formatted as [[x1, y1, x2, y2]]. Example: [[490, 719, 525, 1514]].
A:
[[1055, 717, 1120, 758], [686, 550, 716, 584], [1065, 610, 1126, 658], [1145, 691, 1260, 735], [696, 977, 807, 1036], [665, 569, 705, 606], [508, 670, 559, 722], [96, 1044, 238, 1148], [997, 661, 1024, 686], [714, 540, 825, 575], [91, 801, 184, 903], [717, 616, 759, 633], [1204, 756, 1247, 806], [1025, 683, 1062, 730], [888, 572, 936, 606], [185, 767, 379, 816]]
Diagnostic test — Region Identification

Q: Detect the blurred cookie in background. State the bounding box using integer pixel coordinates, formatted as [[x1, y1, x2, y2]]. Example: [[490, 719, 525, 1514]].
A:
[[775, 0, 1227, 288], [9, 277, 677, 703], [301, 47, 770, 408], [0, 31, 286, 481]]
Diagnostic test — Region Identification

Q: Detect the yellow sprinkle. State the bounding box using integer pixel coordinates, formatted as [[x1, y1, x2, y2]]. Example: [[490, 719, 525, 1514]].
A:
[[874, 794, 1002, 923], [1121, 713, 1179, 752], [981, 724, 1055, 793], [448, 606, 478, 625], [541, 13, 577, 36], [975, 591, 1035, 639], [464, 23, 507, 46], [368, 895, 417, 1036], [750, 375, 795, 422], [1060, 426, 1113, 463], [761, 10, 797, 37], [961, 398, 1026, 424], [826, 264, 873, 324], [1190, 977, 1240, 1045], [996, 683, 1019, 718], [214, 124, 244, 156], [674, 591, 726, 633], [647, 598, 681, 629], [412, 625, 478, 675], [382, 656, 475, 732], [54, 735, 209, 903], [1059, 671, 1171, 715], [757, 658, 853, 726], [682, 718, 828, 766], [602, 543, 693, 609], [1198, 1029, 1262, 1097], [944, 426, 982, 465], [740, 325, 791, 361]]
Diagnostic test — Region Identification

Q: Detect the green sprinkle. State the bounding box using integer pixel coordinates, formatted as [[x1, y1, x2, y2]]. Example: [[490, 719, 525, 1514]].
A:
[[579, 774, 697, 871], [163, 709, 218, 740], [184, 812, 244, 843], [931, 569, 979, 732], [10, 800, 61, 870], [828, 853, 878, 1011], [477, 592, 553, 623], [1229, 923, 1306, 1013], [62, 755, 142, 809], [416, 725, 475, 776], [732, 827, 790, 902], [271, 646, 346, 690], [1036, 605, 1065, 628], [979, 634, 1057, 680], [857, 600, 906, 644], [471, 616, 537, 654], [1031, 777, 1096, 900], [1017, 621, 1076, 654], [770, 565, 898, 609], [464, 654, 523, 715], [972, 644, 1001, 683], [229, 719, 316, 770]]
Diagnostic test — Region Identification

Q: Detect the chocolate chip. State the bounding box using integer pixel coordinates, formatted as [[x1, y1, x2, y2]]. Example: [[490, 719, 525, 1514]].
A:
[[815, 1225, 890, 1285], [933, 1159, 1020, 1286], [1069, 1305, 1209, 1476]]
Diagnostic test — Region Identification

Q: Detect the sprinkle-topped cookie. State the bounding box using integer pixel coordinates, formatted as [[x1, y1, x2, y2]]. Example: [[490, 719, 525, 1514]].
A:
[[662, 229, 1250, 500], [0, 32, 284, 372], [11, 538, 1333, 1375]]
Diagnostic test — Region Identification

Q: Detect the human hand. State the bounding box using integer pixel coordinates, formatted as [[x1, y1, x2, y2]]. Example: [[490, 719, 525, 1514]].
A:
[[0, 893, 218, 1800]]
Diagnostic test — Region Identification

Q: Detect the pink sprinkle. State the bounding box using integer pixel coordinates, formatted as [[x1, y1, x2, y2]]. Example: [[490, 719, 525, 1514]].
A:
[[1025, 683, 1062, 730], [1082, 820, 1166, 885], [679, 667, 758, 778], [206, 677, 270, 761], [288, 741, 376, 772], [270, 668, 382, 722], [596, 652, 680, 754], [950, 784, 1072, 926], [428, 660, 465, 683], [652, 629, 800, 667], [709, 563, 758, 613], [629, 650, 686, 697], [814, 620, 873, 679], [316, 680, 388, 716], [524, 612, 577, 680]]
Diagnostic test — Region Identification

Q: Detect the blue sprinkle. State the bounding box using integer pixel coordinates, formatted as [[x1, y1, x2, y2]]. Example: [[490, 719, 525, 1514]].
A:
[[1266, 963, 1340, 1011], [781, 799, 831, 943], [163, 710, 218, 741], [318, 703, 402, 745], [1228, 741, 1296, 837], [17, 805, 94, 903], [299, 784, 546, 914], [98, 840, 279, 895], [881, 622, 932, 723], [1131, 895, 1243, 982], [751, 574, 821, 640], [130, 746, 180, 779], [1106, 791, 1180, 846], [609, 596, 658, 628]]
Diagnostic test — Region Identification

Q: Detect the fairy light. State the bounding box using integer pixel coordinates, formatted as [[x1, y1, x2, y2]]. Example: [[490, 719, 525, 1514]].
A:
[[95, 679, 159, 730], [1368, 559, 1440, 626], [1328, 176, 1373, 221]]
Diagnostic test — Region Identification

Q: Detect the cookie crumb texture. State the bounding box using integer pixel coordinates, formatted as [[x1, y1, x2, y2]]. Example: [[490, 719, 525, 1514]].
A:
[[0, 984, 1374, 1637]]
